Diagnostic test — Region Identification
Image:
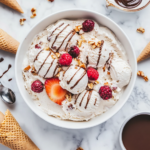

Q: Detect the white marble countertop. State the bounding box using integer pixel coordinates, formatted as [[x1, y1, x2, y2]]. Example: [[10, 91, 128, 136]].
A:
[[0, 0, 150, 150]]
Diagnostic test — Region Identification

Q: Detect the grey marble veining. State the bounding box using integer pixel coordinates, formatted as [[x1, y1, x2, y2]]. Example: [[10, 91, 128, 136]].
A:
[[0, 0, 150, 150]]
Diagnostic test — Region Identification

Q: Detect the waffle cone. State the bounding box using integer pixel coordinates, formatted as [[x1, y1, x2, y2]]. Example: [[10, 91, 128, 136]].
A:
[[137, 42, 150, 62], [0, 0, 23, 13], [0, 28, 19, 54], [0, 110, 39, 150]]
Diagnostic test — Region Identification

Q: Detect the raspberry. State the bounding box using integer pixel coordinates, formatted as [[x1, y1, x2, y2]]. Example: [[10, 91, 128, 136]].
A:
[[35, 44, 41, 49], [82, 20, 95, 32], [99, 86, 112, 100], [59, 53, 72, 66], [68, 46, 80, 58], [31, 80, 44, 93], [87, 68, 99, 80]]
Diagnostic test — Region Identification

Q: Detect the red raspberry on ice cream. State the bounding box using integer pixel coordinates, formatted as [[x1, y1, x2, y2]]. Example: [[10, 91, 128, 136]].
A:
[[31, 80, 44, 93]]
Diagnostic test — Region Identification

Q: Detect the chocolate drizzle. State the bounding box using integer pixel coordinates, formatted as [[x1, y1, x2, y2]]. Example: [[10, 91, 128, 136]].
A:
[[74, 94, 80, 104], [105, 53, 113, 70], [37, 51, 51, 74], [63, 65, 73, 77], [44, 59, 55, 78], [51, 24, 69, 49], [0, 64, 11, 78], [94, 98, 97, 106], [56, 30, 74, 52], [8, 78, 12, 82], [70, 70, 86, 89], [67, 68, 81, 84], [79, 90, 88, 106], [34, 50, 43, 62], [96, 40, 104, 67], [65, 31, 76, 52], [115, 0, 142, 9], [85, 90, 93, 109], [53, 64, 59, 76]]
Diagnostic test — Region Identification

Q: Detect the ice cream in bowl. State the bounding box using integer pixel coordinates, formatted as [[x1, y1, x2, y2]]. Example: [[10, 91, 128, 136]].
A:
[[15, 9, 137, 129]]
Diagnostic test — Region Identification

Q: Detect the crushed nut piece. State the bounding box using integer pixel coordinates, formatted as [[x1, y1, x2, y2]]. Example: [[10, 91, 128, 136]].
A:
[[95, 80, 99, 84], [24, 65, 31, 71], [137, 27, 145, 33], [88, 83, 94, 89], [137, 71, 145, 77], [75, 66, 78, 69], [77, 40, 83, 47], [77, 147, 84, 150], [31, 13, 36, 18], [81, 35, 86, 42], [31, 66, 37, 75], [44, 47, 50, 51], [80, 63, 86, 69], [75, 25, 82, 32], [51, 55, 57, 59], [104, 82, 109, 85], [20, 18, 26, 25], [56, 73, 60, 77], [56, 53, 60, 58], [107, 71, 110, 75], [144, 76, 149, 82], [58, 67, 61, 72], [97, 41, 101, 47], [31, 8, 36, 13], [103, 66, 106, 72], [88, 41, 95, 45], [66, 93, 72, 102]]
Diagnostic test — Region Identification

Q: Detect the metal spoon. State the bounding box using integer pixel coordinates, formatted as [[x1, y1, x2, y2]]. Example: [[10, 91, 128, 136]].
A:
[[0, 82, 16, 104]]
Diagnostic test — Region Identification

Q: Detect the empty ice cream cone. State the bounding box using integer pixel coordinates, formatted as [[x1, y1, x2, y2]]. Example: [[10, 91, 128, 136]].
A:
[[0, 110, 39, 150], [0, 28, 19, 54], [137, 42, 150, 62], [0, 0, 23, 13]]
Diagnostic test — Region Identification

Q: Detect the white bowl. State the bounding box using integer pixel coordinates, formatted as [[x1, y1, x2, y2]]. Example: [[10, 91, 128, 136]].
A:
[[119, 111, 150, 150], [15, 9, 137, 129]]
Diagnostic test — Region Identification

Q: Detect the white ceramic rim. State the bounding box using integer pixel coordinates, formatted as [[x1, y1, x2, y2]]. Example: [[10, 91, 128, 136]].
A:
[[119, 111, 150, 150], [15, 9, 137, 129]]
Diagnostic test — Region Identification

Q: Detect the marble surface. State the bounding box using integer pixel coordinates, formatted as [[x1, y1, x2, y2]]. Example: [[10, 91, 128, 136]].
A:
[[0, 0, 150, 149]]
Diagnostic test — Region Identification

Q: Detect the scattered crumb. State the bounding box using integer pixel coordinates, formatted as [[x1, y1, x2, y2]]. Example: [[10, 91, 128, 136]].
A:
[[137, 71, 149, 82], [137, 27, 145, 33], [88, 83, 94, 89], [48, 0, 54, 2], [31, 8, 36, 18], [20, 18, 26, 26]]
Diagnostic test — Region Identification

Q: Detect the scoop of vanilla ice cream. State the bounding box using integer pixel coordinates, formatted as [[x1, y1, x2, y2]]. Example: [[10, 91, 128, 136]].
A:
[[88, 40, 110, 68], [110, 58, 132, 88], [75, 90, 101, 113], [47, 22, 78, 53], [59, 65, 88, 94], [33, 50, 59, 78]]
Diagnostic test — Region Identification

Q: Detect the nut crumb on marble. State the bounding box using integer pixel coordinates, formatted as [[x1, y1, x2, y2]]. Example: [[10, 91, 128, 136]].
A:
[[137, 71, 145, 77], [144, 76, 149, 82], [31, 8, 36, 18], [20, 18, 26, 25], [137, 27, 145, 33], [48, 0, 54, 1]]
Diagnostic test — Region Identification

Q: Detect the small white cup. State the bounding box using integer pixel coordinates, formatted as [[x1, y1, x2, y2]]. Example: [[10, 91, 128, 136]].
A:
[[119, 111, 150, 150]]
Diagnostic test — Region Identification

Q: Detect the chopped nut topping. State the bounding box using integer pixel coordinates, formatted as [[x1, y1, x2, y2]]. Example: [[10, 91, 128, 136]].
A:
[[88, 41, 95, 45], [75, 66, 78, 69], [137, 27, 145, 33], [144, 76, 149, 82], [104, 82, 109, 85], [107, 71, 110, 75], [24, 65, 31, 71], [31, 66, 37, 75], [58, 67, 61, 72], [44, 47, 50, 51], [20, 18, 26, 26], [137, 71, 145, 77], [56, 73, 60, 77], [51, 55, 57, 59], [88, 40, 101, 49], [66, 93, 72, 102], [103, 66, 106, 72], [97, 41, 101, 47], [75, 25, 82, 32], [80, 63, 86, 69], [95, 80, 99, 84], [77, 147, 84, 150], [77, 40, 83, 47], [55, 53, 60, 58], [88, 83, 94, 89], [81, 35, 86, 42]]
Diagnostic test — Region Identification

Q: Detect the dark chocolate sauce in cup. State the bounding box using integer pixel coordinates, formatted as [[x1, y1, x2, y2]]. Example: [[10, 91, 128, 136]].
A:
[[122, 114, 150, 150], [115, 0, 142, 9]]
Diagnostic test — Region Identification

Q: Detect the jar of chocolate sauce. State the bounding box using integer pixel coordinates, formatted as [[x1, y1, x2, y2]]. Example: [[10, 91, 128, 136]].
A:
[[119, 112, 150, 150]]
